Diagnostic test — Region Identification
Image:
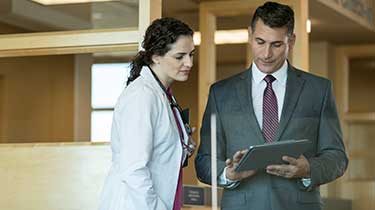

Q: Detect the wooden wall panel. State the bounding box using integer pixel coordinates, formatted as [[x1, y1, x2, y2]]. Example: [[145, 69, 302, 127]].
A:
[[0, 143, 111, 210], [0, 55, 75, 142]]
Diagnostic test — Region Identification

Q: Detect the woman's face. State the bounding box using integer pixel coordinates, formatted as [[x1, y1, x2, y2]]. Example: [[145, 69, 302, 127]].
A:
[[152, 35, 195, 88]]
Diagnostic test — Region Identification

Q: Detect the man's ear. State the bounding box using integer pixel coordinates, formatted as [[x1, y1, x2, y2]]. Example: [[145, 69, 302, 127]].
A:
[[151, 54, 160, 65], [248, 26, 253, 43], [288, 33, 296, 48]]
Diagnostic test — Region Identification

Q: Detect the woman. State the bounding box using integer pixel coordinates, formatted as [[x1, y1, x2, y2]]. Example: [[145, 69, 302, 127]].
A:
[[98, 17, 196, 210]]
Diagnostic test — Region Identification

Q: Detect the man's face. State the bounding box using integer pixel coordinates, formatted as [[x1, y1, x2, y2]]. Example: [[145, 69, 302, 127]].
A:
[[249, 19, 295, 74]]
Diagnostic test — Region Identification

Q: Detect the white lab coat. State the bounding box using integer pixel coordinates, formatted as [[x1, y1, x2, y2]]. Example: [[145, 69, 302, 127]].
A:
[[98, 66, 188, 210]]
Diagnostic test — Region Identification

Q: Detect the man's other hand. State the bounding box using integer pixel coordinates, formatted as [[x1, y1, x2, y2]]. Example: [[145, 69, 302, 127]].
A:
[[225, 150, 257, 181]]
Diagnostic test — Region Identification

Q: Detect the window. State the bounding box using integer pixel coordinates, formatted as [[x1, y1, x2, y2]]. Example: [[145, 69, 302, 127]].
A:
[[91, 63, 130, 142]]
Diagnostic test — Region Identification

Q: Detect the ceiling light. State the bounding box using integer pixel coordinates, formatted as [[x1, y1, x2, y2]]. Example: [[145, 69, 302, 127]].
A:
[[194, 29, 248, 45], [31, 0, 119, 5], [306, 19, 311, 33]]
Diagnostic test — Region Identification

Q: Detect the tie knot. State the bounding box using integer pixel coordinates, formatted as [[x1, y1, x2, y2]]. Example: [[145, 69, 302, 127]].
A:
[[264, 75, 276, 84]]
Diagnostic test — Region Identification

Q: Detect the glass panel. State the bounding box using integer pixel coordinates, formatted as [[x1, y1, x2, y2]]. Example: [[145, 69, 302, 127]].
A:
[[348, 57, 375, 112], [91, 110, 113, 142], [0, 0, 138, 34], [91, 63, 130, 109]]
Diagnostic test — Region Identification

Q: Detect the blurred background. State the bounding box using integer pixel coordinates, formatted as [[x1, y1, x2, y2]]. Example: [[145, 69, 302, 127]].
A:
[[0, 0, 374, 209]]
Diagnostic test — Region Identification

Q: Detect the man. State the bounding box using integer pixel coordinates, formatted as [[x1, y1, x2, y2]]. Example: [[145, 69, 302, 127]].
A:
[[195, 2, 348, 210]]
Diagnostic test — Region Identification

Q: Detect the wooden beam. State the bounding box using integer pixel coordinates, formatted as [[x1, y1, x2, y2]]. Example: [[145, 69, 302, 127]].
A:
[[0, 28, 138, 57], [199, 0, 292, 16]]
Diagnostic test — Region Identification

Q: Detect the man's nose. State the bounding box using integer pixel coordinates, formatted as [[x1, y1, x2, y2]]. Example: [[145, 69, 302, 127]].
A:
[[263, 46, 272, 59]]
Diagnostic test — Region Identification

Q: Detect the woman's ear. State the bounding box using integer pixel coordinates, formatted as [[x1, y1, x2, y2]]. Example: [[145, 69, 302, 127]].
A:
[[151, 55, 161, 65]]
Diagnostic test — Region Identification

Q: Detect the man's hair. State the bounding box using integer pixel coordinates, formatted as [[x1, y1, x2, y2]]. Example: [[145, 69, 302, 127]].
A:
[[250, 1, 294, 35]]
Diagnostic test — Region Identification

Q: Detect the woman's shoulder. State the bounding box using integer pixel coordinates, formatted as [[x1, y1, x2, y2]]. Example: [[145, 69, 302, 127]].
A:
[[128, 76, 161, 97], [117, 76, 163, 109]]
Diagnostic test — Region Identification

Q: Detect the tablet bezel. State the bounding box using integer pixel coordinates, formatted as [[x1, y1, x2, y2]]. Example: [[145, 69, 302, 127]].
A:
[[234, 139, 311, 172]]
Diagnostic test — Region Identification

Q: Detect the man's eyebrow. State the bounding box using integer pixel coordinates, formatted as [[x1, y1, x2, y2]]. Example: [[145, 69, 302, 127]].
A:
[[254, 38, 284, 44], [255, 37, 265, 41]]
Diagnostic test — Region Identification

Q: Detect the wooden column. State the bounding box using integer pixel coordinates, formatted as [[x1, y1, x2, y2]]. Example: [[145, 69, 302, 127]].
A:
[[290, 0, 309, 71], [138, 0, 162, 49], [198, 3, 216, 136], [73, 54, 93, 141]]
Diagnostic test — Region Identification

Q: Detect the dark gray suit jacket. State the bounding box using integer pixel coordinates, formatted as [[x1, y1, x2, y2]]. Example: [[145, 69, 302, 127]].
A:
[[195, 64, 348, 210]]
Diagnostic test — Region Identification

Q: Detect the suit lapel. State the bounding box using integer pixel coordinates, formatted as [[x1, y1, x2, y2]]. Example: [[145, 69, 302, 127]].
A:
[[274, 65, 305, 141], [235, 68, 264, 144]]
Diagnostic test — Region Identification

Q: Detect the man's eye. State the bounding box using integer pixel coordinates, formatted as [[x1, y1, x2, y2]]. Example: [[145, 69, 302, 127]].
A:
[[175, 56, 183, 60]]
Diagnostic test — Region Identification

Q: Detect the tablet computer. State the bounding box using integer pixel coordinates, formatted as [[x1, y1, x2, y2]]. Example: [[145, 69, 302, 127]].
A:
[[234, 139, 311, 172]]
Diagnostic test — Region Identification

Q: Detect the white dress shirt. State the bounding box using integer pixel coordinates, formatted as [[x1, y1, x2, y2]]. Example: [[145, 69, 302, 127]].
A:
[[251, 61, 287, 127]]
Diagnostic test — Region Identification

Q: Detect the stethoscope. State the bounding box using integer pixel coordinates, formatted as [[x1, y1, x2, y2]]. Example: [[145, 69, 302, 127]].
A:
[[147, 65, 194, 153]]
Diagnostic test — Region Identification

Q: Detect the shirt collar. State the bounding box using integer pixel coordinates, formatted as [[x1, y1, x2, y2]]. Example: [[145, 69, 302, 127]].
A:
[[251, 60, 288, 86]]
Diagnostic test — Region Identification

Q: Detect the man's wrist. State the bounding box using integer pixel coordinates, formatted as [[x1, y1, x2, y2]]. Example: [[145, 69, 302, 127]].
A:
[[224, 167, 238, 183]]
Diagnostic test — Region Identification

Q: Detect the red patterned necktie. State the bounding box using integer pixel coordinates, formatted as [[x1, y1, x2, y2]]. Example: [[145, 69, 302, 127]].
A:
[[262, 75, 278, 143]]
